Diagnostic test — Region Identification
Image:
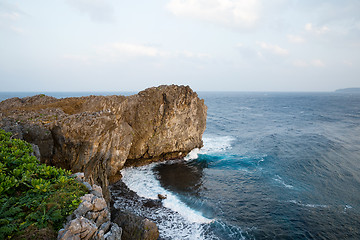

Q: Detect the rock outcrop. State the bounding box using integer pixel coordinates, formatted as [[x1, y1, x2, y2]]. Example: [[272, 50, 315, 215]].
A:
[[0, 85, 207, 201], [58, 173, 122, 240]]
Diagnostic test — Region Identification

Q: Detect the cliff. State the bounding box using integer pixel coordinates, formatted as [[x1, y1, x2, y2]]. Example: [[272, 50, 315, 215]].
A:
[[0, 85, 207, 201]]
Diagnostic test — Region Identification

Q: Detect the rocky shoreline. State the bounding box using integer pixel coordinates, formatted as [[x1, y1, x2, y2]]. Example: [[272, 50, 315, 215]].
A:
[[0, 85, 207, 239]]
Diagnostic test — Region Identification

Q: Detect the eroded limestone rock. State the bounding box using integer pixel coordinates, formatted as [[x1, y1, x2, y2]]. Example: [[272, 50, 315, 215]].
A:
[[0, 85, 207, 201], [59, 176, 121, 240]]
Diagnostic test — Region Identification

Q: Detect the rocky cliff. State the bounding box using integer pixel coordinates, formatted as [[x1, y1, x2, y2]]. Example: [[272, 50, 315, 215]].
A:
[[0, 85, 207, 201]]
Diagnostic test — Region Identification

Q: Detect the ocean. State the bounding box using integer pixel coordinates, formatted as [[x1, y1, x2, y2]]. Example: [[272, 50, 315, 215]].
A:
[[1, 91, 360, 239]]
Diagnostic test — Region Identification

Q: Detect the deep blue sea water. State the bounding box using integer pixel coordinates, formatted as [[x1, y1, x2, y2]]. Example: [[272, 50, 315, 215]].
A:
[[1, 91, 360, 239], [121, 92, 360, 240]]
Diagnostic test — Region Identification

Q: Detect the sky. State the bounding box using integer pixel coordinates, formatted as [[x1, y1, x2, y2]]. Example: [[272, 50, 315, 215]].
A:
[[0, 0, 359, 92]]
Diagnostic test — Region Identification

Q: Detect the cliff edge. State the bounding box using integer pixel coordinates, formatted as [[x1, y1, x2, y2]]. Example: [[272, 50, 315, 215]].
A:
[[0, 85, 207, 201]]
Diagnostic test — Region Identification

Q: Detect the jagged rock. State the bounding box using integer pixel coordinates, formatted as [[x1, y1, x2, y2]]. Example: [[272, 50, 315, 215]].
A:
[[100, 221, 112, 233], [112, 210, 159, 240], [59, 179, 120, 240], [74, 200, 93, 217], [58, 216, 97, 240], [92, 184, 103, 198], [0, 85, 207, 202], [73, 172, 85, 182], [30, 143, 41, 160], [85, 209, 109, 227], [83, 182, 93, 191], [93, 197, 107, 212], [95, 230, 104, 240], [104, 223, 122, 240]]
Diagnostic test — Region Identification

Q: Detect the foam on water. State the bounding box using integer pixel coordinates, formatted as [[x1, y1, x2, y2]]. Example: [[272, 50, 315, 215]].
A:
[[120, 163, 219, 239], [185, 135, 235, 160], [118, 135, 243, 239], [287, 200, 328, 209], [121, 163, 212, 224], [184, 148, 201, 161], [274, 175, 295, 189], [202, 135, 235, 153]]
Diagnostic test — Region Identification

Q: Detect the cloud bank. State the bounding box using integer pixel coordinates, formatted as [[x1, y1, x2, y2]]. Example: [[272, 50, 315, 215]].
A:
[[167, 0, 261, 29]]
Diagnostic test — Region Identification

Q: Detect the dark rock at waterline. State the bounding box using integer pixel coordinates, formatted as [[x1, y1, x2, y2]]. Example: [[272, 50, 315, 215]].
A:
[[143, 199, 163, 208], [112, 210, 159, 240], [157, 194, 167, 200], [109, 180, 162, 210], [0, 85, 207, 201], [110, 180, 161, 240]]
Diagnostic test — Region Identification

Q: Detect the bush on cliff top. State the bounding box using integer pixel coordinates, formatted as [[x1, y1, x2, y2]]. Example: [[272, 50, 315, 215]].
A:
[[0, 129, 88, 239]]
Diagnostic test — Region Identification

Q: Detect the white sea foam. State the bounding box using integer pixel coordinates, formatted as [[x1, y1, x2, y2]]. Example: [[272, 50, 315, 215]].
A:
[[121, 163, 213, 224], [185, 135, 235, 160], [120, 163, 219, 239], [274, 175, 295, 189], [287, 200, 328, 209], [184, 148, 201, 161], [202, 135, 235, 153]]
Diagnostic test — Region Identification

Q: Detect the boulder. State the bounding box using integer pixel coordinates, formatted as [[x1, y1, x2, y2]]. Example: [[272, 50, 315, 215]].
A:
[[157, 194, 167, 200], [57, 216, 97, 240], [112, 210, 159, 240]]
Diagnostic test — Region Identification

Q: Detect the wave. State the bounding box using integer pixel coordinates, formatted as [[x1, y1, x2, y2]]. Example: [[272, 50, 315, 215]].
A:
[[185, 135, 235, 160], [273, 175, 295, 189], [121, 163, 212, 223], [286, 200, 328, 209], [120, 163, 220, 240]]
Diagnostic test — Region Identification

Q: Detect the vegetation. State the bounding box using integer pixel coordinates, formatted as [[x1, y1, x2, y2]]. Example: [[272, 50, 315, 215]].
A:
[[0, 129, 88, 239]]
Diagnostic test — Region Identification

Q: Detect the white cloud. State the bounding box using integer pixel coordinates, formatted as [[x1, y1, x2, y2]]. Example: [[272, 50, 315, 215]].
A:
[[236, 43, 264, 60], [0, 12, 20, 21], [287, 34, 305, 44], [0, 3, 26, 34], [9, 25, 25, 34], [63, 54, 92, 64], [99, 43, 211, 59], [109, 43, 166, 57], [179, 50, 211, 59], [66, 0, 114, 22], [305, 23, 330, 35], [293, 60, 308, 67], [167, 0, 261, 29], [257, 41, 289, 56], [343, 60, 353, 66], [293, 59, 326, 68], [65, 42, 211, 64], [311, 59, 325, 67]]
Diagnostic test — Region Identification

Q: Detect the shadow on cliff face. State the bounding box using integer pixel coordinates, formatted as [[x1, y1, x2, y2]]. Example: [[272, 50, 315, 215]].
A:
[[153, 160, 204, 196]]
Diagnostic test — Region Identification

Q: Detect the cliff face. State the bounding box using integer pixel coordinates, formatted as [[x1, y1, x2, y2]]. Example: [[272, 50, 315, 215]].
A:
[[0, 85, 207, 200]]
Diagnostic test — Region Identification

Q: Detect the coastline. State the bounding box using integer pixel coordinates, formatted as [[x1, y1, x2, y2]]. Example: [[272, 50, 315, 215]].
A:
[[0, 85, 207, 239]]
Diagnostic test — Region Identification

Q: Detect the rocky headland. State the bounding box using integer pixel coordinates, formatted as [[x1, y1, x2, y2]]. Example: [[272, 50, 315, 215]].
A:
[[0, 85, 207, 239]]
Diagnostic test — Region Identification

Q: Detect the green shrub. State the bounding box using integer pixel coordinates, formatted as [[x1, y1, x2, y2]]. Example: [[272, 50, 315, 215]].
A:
[[0, 129, 88, 239]]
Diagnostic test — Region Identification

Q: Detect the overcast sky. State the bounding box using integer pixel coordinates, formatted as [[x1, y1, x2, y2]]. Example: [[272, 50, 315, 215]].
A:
[[0, 0, 359, 92]]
